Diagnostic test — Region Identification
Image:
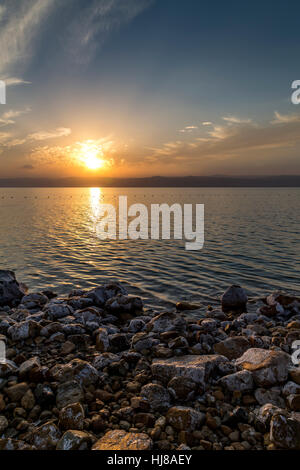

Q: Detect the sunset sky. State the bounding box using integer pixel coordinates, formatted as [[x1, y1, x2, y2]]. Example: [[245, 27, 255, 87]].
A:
[[1, 0, 300, 178]]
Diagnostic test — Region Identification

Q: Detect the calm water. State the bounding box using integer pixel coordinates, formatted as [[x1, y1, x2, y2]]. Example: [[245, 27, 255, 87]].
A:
[[0, 187, 299, 309]]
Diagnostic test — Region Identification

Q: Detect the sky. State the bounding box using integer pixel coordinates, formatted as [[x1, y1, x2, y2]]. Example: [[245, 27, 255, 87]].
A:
[[0, 0, 300, 178]]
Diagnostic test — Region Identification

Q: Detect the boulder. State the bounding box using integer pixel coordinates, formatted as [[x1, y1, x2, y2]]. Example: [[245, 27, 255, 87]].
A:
[[221, 285, 248, 312], [56, 431, 92, 450], [147, 311, 186, 334], [219, 370, 254, 392], [92, 430, 153, 450], [236, 348, 291, 387], [59, 402, 85, 430], [151, 354, 228, 387], [166, 406, 205, 431], [270, 412, 300, 450], [214, 336, 250, 360], [8, 320, 40, 341], [31, 422, 61, 450], [141, 383, 170, 411], [0, 270, 26, 306]]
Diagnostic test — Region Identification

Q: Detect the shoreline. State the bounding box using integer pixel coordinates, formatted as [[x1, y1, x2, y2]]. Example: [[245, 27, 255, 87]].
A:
[[0, 271, 300, 451]]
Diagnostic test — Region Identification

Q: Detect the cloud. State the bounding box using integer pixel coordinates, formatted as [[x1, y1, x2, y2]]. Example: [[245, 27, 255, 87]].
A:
[[149, 112, 300, 168], [222, 115, 252, 124], [21, 164, 35, 170], [179, 125, 198, 133], [28, 127, 72, 141], [0, 107, 31, 127], [66, 0, 154, 64], [4, 77, 31, 87], [202, 121, 212, 126], [0, 0, 56, 75], [271, 111, 300, 124]]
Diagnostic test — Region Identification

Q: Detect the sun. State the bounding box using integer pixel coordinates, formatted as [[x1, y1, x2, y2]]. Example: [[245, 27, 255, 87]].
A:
[[80, 141, 106, 170]]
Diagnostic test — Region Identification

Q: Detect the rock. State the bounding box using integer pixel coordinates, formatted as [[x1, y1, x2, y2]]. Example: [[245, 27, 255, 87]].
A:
[[270, 413, 300, 450], [19, 356, 40, 379], [221, 285, 248, 312], [151, 355, 228, 387], [109, 333, 129, 352], [95, 328, 110, 352], [57, 431, 92, 450], [21, 389, 36, 410], [59, 402, 85, 430], [46, 302, 73, 320], [167, 376, 196, 400], [86, 282, 127, 307], [34, 384, 55, 406], [254, 388, 285, 407], [219, 370, 254, 392], [6, 382, 29, 402], [282, 381, 300, 397], [8, 320, 40, 341], [132, 332, 159, 352], [214, 336, 250, 360], [236, 348, 291, 386], [105, 295, 143, 315], [0, 361, 17, 378], [147, 311, 187, 334], [0, 270, 26, 306], [0, 415, 8, 433], [31, 422, 61, 450], [92, 430, 153, 450], [128, 318, 145, 333], [56, 380, 84, 409], [50, 359, 99, 386], [176, 301, 202, 311], [0, 439, 33, 450], [286, 395, 300, 411], [21, 293, 48, 309], [256, 403, 281, 427], [166, 406, 205, 431], [141, 383, 170, 411]]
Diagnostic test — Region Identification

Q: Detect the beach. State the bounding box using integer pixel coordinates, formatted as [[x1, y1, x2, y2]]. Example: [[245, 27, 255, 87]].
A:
[[0, 270, 300, 450]]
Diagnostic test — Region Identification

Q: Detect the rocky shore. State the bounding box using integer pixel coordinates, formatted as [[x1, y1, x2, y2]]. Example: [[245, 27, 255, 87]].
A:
[[0, 270, 300, 451]]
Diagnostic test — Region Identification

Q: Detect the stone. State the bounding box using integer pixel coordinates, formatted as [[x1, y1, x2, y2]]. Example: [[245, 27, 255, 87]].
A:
[[151, 355, 228, 387], [34, 384, 55, 406], [106, 295, 143, 315], [21, 293, 48, 309], [141, 383, 170, 411], [56, 380, 84, 409], [286, 394, 300, 411], [95, 328, 110, 352], [166, 406, 205, 432], [86, 282, 127, 307], [236, 348, 291, 386], [221, 285, 248, 312], [254, 388, 285, 407], [214, 336, 250, 360], [59, 402, 85, 430], [176, 301, 202, 311], [0, 270, 26, 306], [289, 368, 300, 385], [57, 430, 92, 450], [167, 376, 196, 401], [50, 359, 99, 386], [19, 356, 40, 379], [147, 311, 187, 334], [31, 422, 61, 450], [92, 430, 153, 450], [219, 370, 254, 392], [8, 320, 40, 341], [6, 382, 29, 402], [0, 415, 8, 433], [270, 413, 300, 450], [46, 302, 73, 320], [21, 389, 36, 410]]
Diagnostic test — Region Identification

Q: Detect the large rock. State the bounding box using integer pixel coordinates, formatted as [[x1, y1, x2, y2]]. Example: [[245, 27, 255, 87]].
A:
[[50, 359, 99, 386], [147, 311, 186, 334], [221, 285, 248, 312], [85, 282, 127, 307], [219, 370, 254, 392], [56, 431, 92, 450], [141, 383, 170, 411], [151, 355, 228, 387], [8, 320, 40, 341], [0, 270, 26, 306], [56, 380, 84, 409], [166, 406, 205, 431], [236, 348, 291, 387], [214, 336, 250, 360], [270, 413, 300, 450], [92, 430, 153, 450], [31, 422, 61, 450], [59, 402, 85, 430]]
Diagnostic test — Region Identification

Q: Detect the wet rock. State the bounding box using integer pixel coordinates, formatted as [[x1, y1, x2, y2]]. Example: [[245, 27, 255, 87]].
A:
[[0, 270, 26, 307], [221, 285, 248, 312], [6, 382, 29, 402], [19, 356, 40, 379], [21, 293, 48, 310], [0, 415, 8, 433], [270, 413, 300, 450], [236, 348, 291, 387], [214, 336, 251, 360], [254, 388, 285, 407], [50, 359, 99, 386], [92, 430, 153, 450], [167, 406, 205, 431], [151, 354, 228, 387], [147, 311, 187, 334], [0, 439, 33, 450], [46, 302, 73, 320], [58, 402, 85, 430], [86, 282, 127, 307], [95, 328, 110, 352], [105, 295, 143, 315], [31, 421, 61, 450], [34, 384, 55, 406], [128, 318, 146, 333], [57, 430, 92, 450], [56, 380, 84, 409], [132, 332, 159, 352], [167, 376, 196, 401], [176, 301, 202, 311], [219, 370, 254, 392], [8, 320, 40, 341], [141, 383, 170, 411]]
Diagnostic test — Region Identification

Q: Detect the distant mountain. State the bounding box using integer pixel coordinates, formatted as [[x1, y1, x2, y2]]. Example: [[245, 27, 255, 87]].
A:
[[0, 175, 299, 187]]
